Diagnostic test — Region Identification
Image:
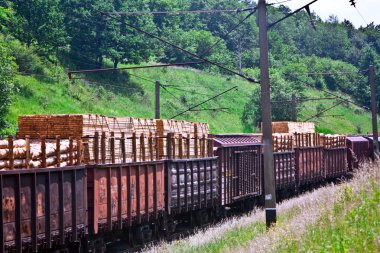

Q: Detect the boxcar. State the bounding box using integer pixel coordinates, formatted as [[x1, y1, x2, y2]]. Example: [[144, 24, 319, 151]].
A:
[[295, 147, 324, 186], [165, 158, 219, 215], [273, 151, 296, 190], [86, 162, 165, 235], [364, 136, 380, 160], [0, 166, 87, 253], [346, 136, 370, 170], [323, 147, 348, 179], [213, 134, 262, 207]]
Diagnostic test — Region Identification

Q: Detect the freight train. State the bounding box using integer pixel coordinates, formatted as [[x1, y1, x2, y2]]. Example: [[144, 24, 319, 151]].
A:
[[0, 131, 375, 253]]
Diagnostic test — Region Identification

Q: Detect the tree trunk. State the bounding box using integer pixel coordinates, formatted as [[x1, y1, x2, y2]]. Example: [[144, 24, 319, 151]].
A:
[[97, 55, 103, 68], [237, 42, 242, 74]]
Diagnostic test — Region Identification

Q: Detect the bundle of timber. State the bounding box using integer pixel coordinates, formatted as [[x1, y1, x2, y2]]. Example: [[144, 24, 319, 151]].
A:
[[155, 119, 210, 159], [18, 114, 135, 139], [0, 137, 82, 170], [293, 132, 321, 147], [272, 121, 315, 134], [272, 132, 323, 151], [272, 133, 293, 152], [320, 134, 346, 148], [17, 114, 211, 162]]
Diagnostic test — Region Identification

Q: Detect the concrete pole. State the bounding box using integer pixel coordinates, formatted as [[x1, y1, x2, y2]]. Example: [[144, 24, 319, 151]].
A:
[[258, 0, 276, 228], [155, 81, 160, 119], [291, 94, 297, 122], [369, 65, 379, 156]]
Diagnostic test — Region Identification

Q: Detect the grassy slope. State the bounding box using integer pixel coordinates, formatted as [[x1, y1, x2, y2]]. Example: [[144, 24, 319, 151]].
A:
[[145, 164, 379, 253], [5, 66, 376, 135], [300, 89, 375, 134]]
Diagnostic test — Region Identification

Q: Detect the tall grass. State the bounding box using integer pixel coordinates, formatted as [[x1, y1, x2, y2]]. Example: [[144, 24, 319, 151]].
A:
[[144, 163, 379, 253]]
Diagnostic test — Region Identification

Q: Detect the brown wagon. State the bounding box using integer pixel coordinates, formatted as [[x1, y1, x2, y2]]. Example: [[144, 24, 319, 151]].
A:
[[165, 157, 219, 215], [323, 148, 348, 179], [213, 134, 262, 206], [0, 166, 87, 253], [295, 147, 324, 186], [86, 162, 165, 235], [346, 136, 370, 170], [273, 151, 296, 190], [364, 136, 380, 160]]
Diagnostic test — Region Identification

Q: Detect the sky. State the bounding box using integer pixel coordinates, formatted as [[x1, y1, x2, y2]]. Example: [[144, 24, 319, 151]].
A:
[[271, 0, 380, 28]]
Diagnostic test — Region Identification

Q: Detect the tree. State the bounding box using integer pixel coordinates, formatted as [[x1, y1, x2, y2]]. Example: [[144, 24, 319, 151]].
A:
[[10, 0, 67, 54], [0, 37, 17, 131], [241, 72, 303, 130], [0, 1, 13, 32], [62, 0, 156, 68]]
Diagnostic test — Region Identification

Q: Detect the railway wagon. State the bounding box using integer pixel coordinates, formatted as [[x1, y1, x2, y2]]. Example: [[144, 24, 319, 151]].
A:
[[323, 147, 348, 179], [86, 161, 165, 244], [295, 147, 324, 186], [273, 151, 296, 191], [364, 136, 380, 160], [166, 157, 219, 225], [0, 166, 87, 253], [213, 135, 262, 208], [346, 136, 370, 170]]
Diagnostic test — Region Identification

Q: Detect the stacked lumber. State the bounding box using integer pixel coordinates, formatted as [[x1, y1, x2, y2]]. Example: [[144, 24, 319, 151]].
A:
[[17, 114, 211, 163], [18, 114, 84, 138], [18, 114, 136, 139], [0, 137, 81, 170], [272, 132, 323, 151], [155, 119, 210, 159], [293, 132, 321, 147], [272, 121, 315, 134], [320, 134, 346, 148], [273, 133, 293, 152]]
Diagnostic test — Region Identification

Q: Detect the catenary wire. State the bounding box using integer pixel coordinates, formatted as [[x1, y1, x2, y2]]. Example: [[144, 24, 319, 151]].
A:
[[171, 86, 238, 119], [199, 8, 257, 56], [284, 73, 370, 110], [101, 12, 259, 84], [355, 7, 369, 27], [268, 0, 318, 29], [303, 100, 345, 121], [268, 0, 293, 6]]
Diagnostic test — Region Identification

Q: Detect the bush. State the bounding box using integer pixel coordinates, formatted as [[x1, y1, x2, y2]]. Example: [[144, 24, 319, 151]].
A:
[[7, 39, 45, 75], [0, 36, 17, 132]]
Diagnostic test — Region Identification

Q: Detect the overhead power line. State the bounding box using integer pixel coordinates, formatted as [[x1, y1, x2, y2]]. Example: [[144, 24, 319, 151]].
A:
[[171, 86, 238, 119], [287, 70, 365, 76], [271, 97, 336, 103], [318, 114, 344, 118], [101, 12, 259, 84], [189, 107, 229, 112], [105, 8, 256, 15], [161, 85, 184, 104], [304, 100, 345, 122], [168, 86, 213, 97], [285, 73, 370, 110], [200, 8, 257, 56], [355, 8, 369, 27], [67, 61, 204, 79], [268, 0, 293, 5], [268, 0, 318, 29]]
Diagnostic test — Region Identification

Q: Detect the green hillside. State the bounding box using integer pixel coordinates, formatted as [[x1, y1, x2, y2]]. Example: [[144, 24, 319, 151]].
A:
[[5, 66, 376, 135]]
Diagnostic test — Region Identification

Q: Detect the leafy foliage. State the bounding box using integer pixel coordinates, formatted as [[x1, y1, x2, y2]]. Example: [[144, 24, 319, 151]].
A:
[[0, 36, 17, 131], [1, 0, 380, 131]]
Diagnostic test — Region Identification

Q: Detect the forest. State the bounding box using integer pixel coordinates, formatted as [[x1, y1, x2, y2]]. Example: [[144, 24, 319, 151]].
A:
[[0, 0, 379, 133]]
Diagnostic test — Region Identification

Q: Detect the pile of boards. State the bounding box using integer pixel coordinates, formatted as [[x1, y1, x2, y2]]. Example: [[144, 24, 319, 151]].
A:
[[17, 114, 210, 165], [273, 133, 346, 152], [0, 138, 80, 170], [272, 121, 315, 134]]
